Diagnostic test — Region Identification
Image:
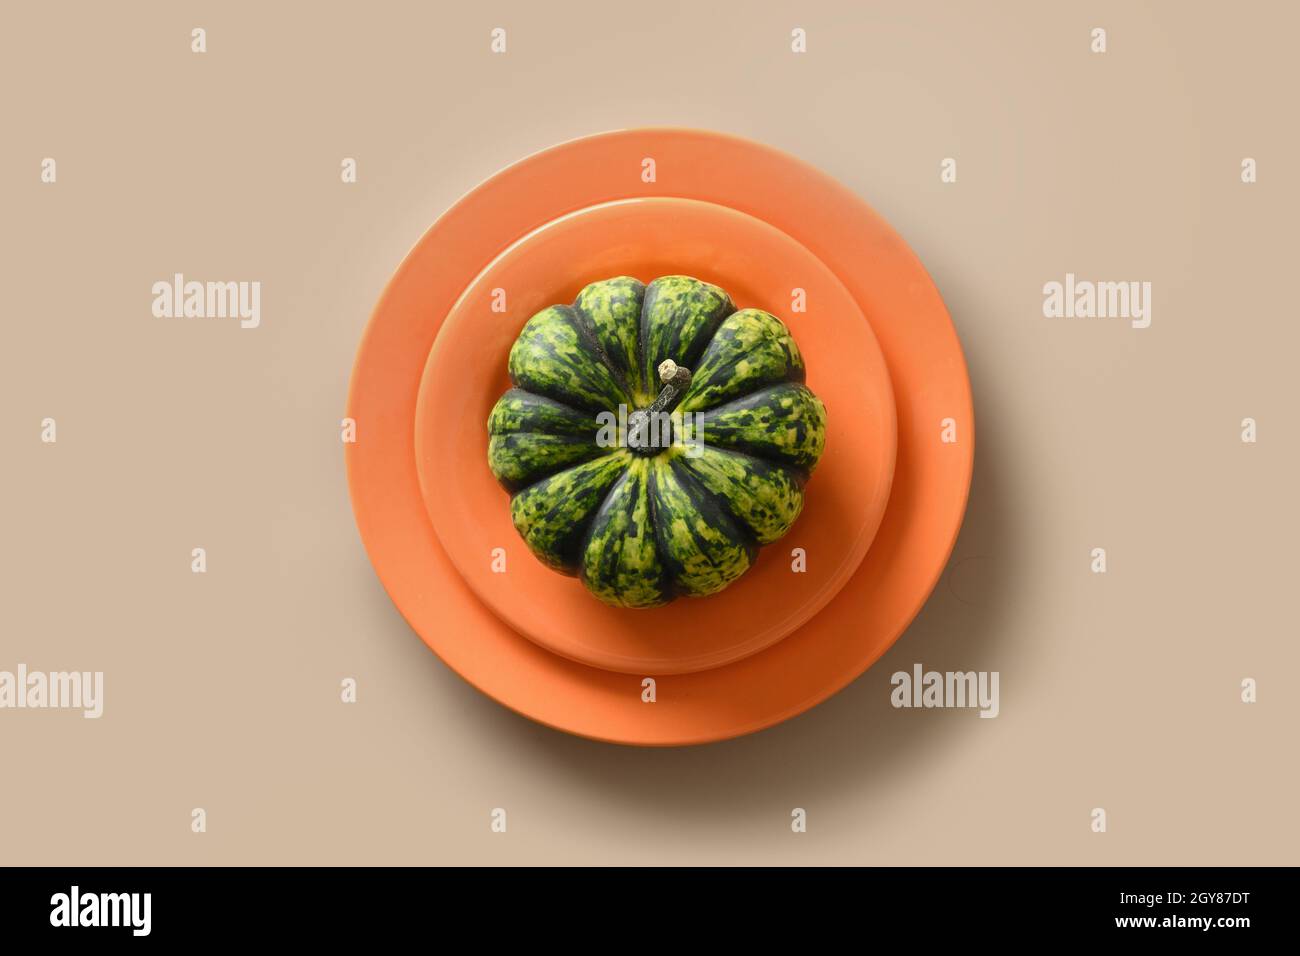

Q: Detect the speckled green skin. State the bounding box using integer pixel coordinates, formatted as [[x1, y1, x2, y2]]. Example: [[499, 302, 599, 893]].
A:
[[695, 382, 827, 472], [487, 275, 829, 608]]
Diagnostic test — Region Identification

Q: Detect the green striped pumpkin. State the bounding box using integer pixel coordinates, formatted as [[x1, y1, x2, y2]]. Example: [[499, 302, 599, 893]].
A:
[[487, 275, 827, 608]]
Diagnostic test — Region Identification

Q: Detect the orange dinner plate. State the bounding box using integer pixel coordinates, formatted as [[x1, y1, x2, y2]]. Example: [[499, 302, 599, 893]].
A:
[[345, 128, 973, 746], [415, 197, 897, 675]]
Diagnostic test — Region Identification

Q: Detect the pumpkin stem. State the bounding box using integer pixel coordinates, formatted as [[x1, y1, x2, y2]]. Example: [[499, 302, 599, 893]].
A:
[[646, 360, 692, 415], [625, 361, 692, 455]]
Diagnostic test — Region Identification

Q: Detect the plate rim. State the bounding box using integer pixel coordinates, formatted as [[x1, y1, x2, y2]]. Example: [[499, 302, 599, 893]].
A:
[[413, 194, 899, 675], [345, 126, 975, 746]]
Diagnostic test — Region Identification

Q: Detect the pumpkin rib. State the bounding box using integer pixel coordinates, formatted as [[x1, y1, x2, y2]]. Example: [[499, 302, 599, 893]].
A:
[[654, 455, 758, 597], [487, 387, 609, 493], [677, 308, 806, 415], [505, 446, 622, 500], [487, 387, 602, 437], [567, 300, 640, 410], [577, 460, 674, 608], [638, 276, 737, 396], [488, 433, 609, 495], [675, 446, 807, 545], [507, 305, 632, 414], [694, 436, 813, 487], [694, 382, 826, 475], [665, 454, 760, 553], [697, 427, 814, 487], [638, 460, 680, 602], [572, 277, 647, 404], [508, 451, 631, 573]]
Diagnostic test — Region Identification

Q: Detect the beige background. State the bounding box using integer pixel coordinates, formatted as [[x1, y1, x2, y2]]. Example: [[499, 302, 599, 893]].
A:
[[2, 0, 1297, 865]]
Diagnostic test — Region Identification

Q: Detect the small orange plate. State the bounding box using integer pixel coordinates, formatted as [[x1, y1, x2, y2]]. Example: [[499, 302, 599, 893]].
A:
[[415, 197, 897, 675], [345, 129, 974, 746]]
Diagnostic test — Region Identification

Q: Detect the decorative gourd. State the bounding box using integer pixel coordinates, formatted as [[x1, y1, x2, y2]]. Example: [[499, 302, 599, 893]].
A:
[[487, 275, 827, 608]]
